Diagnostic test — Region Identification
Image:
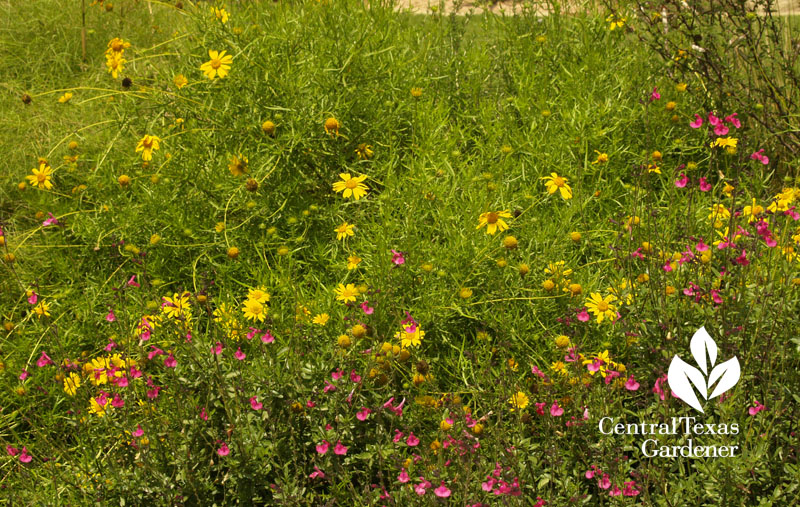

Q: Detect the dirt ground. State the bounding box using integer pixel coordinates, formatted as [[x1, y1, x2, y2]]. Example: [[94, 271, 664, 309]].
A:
[[393, 0, 800, 16]]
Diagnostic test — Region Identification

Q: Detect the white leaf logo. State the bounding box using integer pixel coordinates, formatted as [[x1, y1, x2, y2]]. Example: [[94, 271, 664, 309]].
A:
[[667, 326, 740, 413]]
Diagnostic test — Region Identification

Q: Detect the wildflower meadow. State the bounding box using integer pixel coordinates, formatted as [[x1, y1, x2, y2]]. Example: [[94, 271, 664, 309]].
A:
[[2, 0, 800, 504]]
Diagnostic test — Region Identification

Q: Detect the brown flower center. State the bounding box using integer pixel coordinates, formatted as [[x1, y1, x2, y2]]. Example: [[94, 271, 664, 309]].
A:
[[486, 212, 499, 224], [211, 59, 222, 69], [554, 177, 565, 187]]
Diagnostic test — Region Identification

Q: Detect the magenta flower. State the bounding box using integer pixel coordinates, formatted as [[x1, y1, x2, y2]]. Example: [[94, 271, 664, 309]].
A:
[[111, 394, 125, 408], [624, 375, 640, 391], [708, 112, 721, 126], [652, 374, 669, 401], [331, 369, 344, 381], [323, 381, 337, 393], [674, 173, 688, 188], [398, 468, 410, 483], [725, 113, 741, 128], [333, 441, 348, 455], [356, 407, 371, 421], [649, 86, 660, 101], [200, 407, 208, 421], [250, 396, 263, 410], [106, 310, 116, 322], [391, 249, 405, 265], [36, 351, 53, 367], [531, 365, 546, 379], [434, 481, 451, 498], [309, 466, 325, 479], [711, 289, 723, 305], [695, 240, 709, 252], [261, 330, 275, 343], [749, 400, 766, 416], [577, 308, 590, 322], [622, 481, 640, 496], [164, 354, 177, 368], [133, 425, 144, 437], [598, 473, 611, 489], [393, 429, 404, 443], [234, 347, 246, 361], [27, 291, 38, 305], [316, 440, 330, 455], [217, 442, 230, 457], [750, 149, 769, 165], [714, 124, 729, 136], [350, 369, 362, 383], [42, 212, 59, 227], [360, 300, 374, 314], [212, 342, 223, 355], [19, 447, 32, 464], [689, 114, 703, 128], [550, 401, 564, 417], [699, 177, 712, 192], [609, 485, 622, 496], [414, 477, 432, 496], [406, 432, 420, 446], [147, 346, 165, 360], [19, 369, 29, 381], [127, 275, 140, 288], [735, 249, 749, 266]]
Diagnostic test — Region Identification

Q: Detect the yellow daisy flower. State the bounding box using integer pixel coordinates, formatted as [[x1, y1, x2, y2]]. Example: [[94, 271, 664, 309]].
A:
[[476, 210, 512, 235], [26, 163, 54, 190], [135, 135, 161, 162], [200, 50, 233, 80], [541, 172, 573, 199], [332, 173, 369, 200], [335, 222, 355, 241], [334, 283, 359, 303], [584, 292, 617, 323]]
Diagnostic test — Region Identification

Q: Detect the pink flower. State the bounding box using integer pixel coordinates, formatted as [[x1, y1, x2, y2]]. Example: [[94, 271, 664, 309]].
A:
[[356, 407, 371, 421], [725, 113, 741, 128], [534, 498, 547, 507], [104, 340, 117, 352], [360, 300, 374, 314], [391, 249, 405, 265], [109, 394, 123, 408], [331, 369, 344, 381], [42, 213, 59, 227], [6, 445, 19, 456], [212, 342, 223, 355], [735, 249, 749, 266], [19, 369, 29, 381], [699, 177, 712, 192], [309, 466, 325, 479], [749, 400, 766, 416], [164, 354, 177, 368], [711, 289, 723, 305], [689, 114, 703, 128], [393, 429, 404, 443], [577, 308, 590, 322], [415, 477, 432, 496], [585, 468, 596, 479], [127, 275, 140, 288], [262, 330, 275, 343], [334, 441, 348, 455], [550, 401, 564, 417], [350, 369, 362, 383], [106, 310, 116, 322], [27, 291, 38, 305], [695, 240, 709, 252], [217, 442, 230, 457], [609, 485, 622, 496], [714, 124, 729, 136], [133, 425, 144, 437], [674, 173, 688, 188], [708, 112, 721, 127], [36, 351, 53, 367], [434, 481, 451, 498], [147, 346, 165, 360], [622, 481, 640, 496], [398, 468, 410, 483], [19, 447, 32, 464], [316, 441, 329, 454], [649, 87, 660, 101], [406, 433, 420, 446], [598, 473, 611, 489], [653, 374, 669, 401], [200, 407, 208, 421], [625, 375, 640, 391], [531, 365, 546, 379], [750, 149, 769, 165], [250, 396, 263, 410], [234, 347, 246, 361]]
